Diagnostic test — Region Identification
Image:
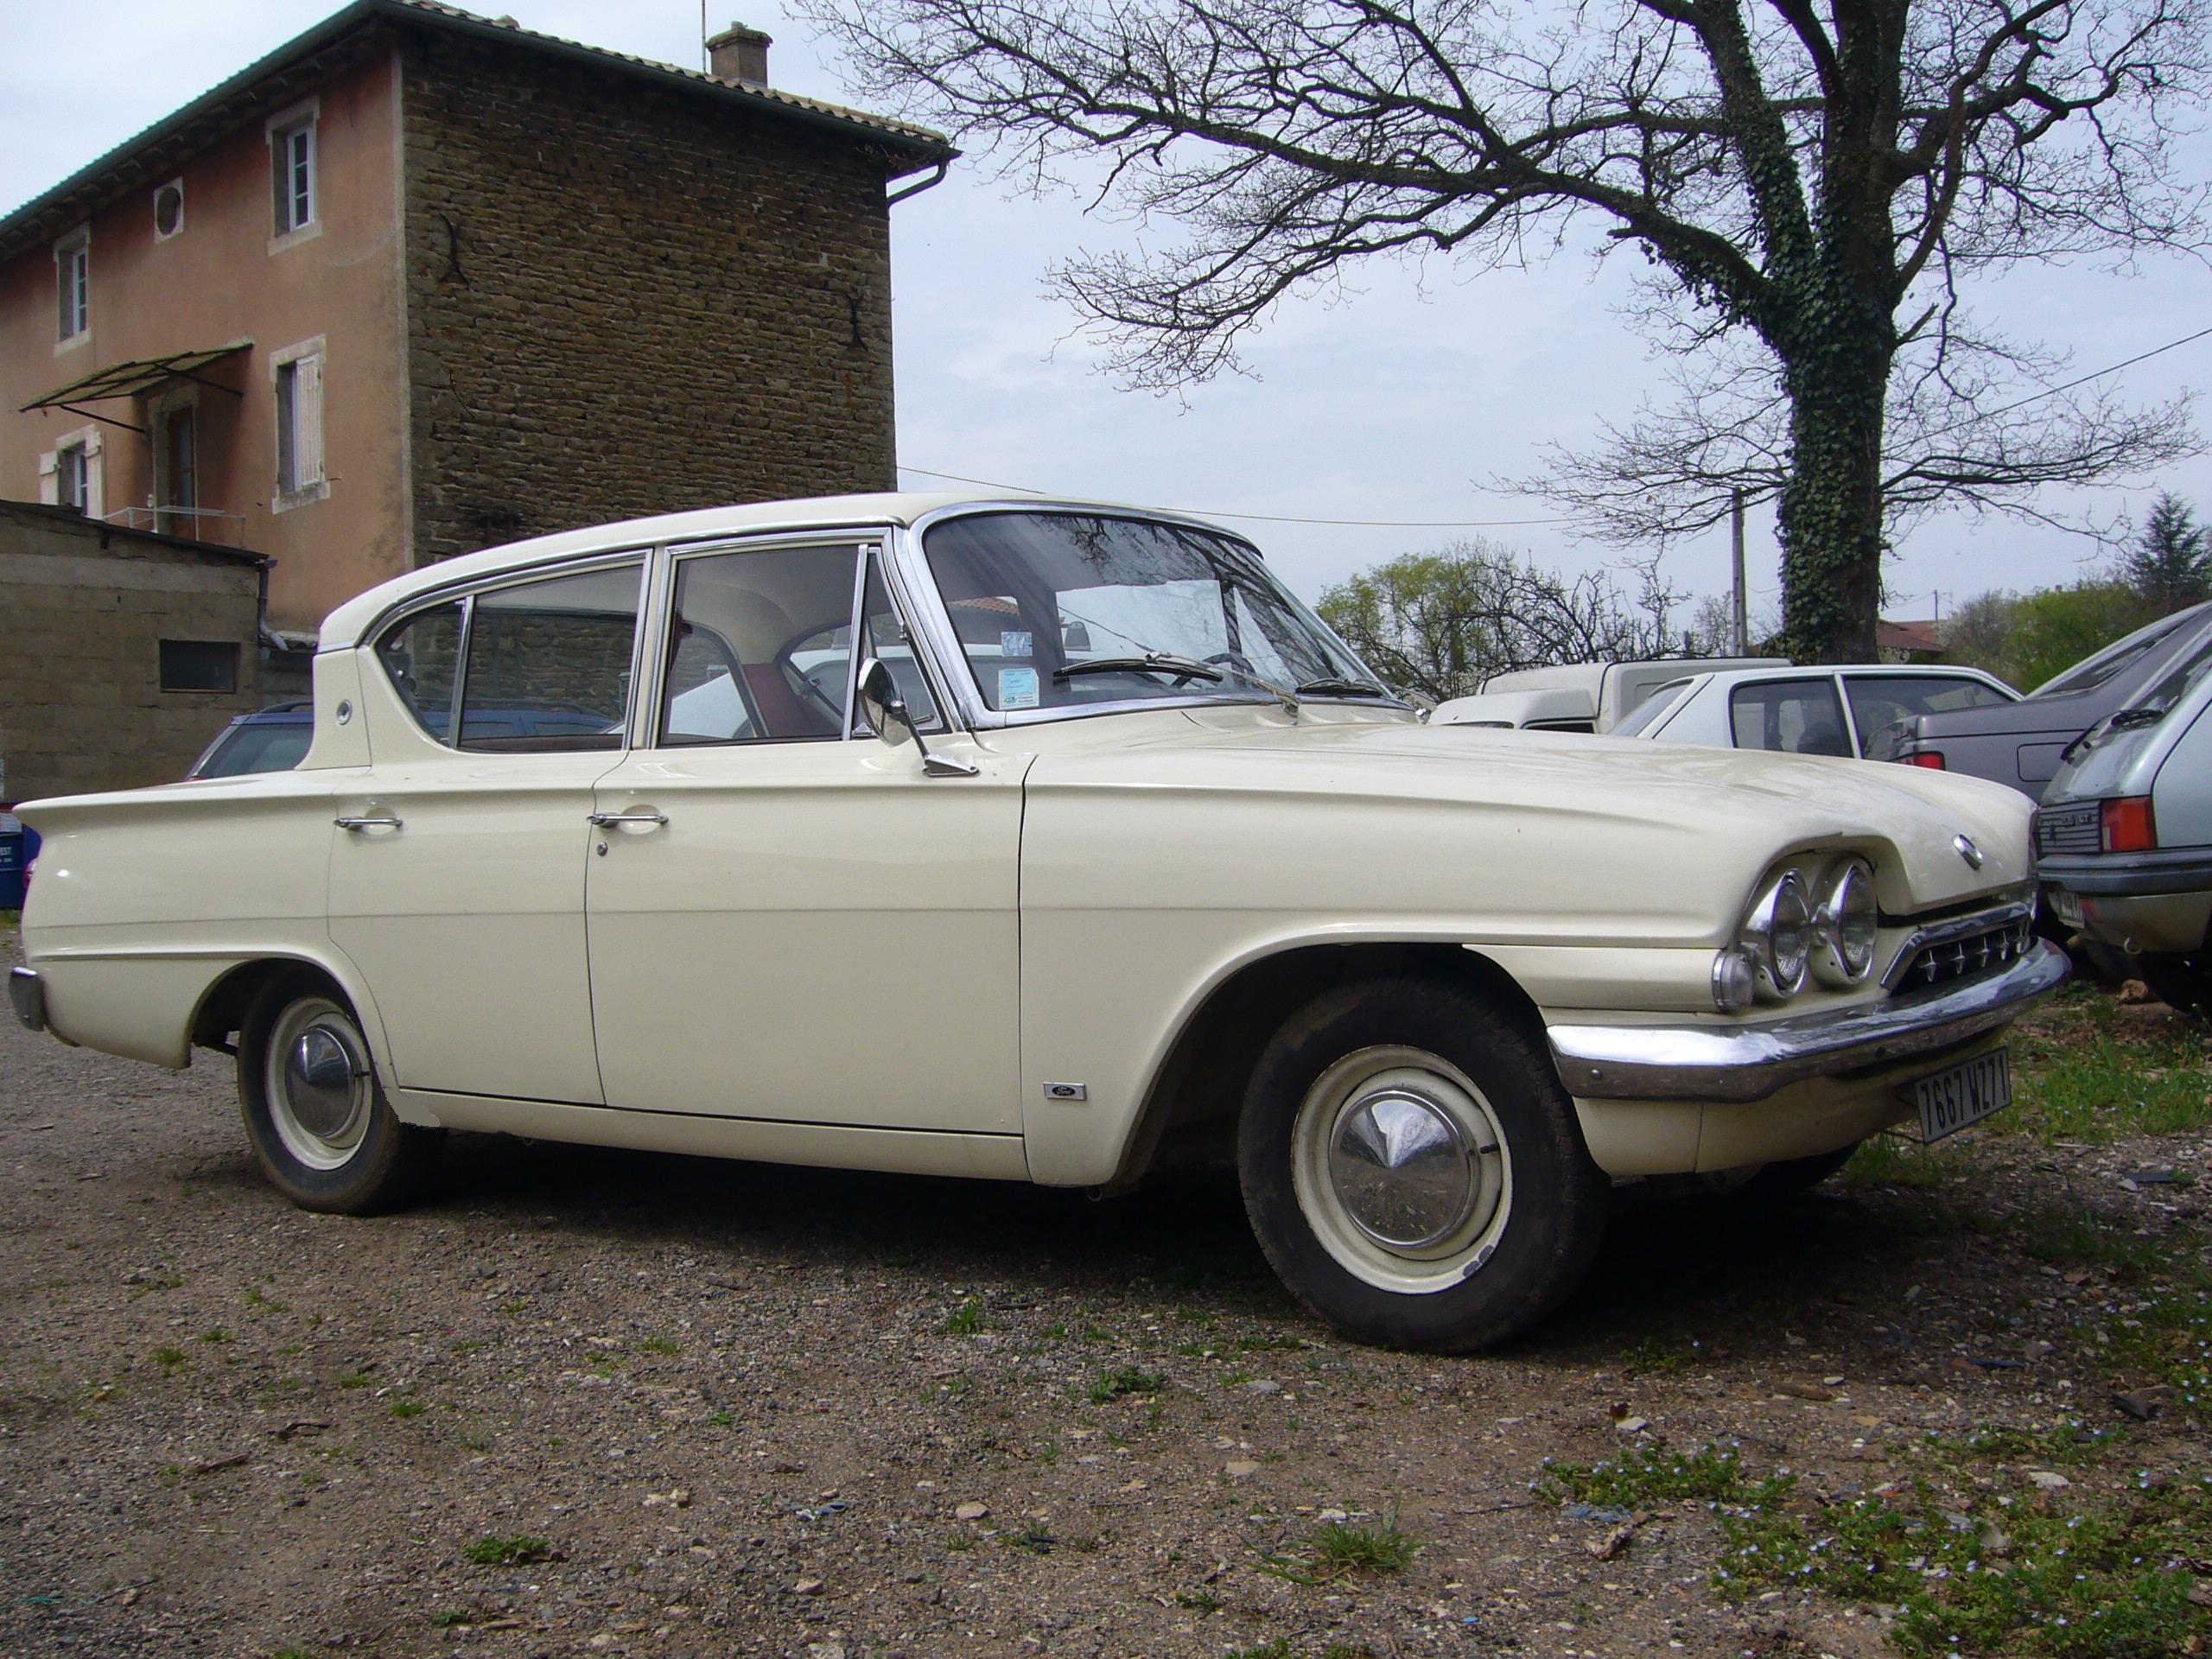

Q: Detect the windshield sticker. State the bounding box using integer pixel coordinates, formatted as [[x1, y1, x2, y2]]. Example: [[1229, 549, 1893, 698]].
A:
[[998, 666, 1040, 709], [1000, 629, 1033, 658]]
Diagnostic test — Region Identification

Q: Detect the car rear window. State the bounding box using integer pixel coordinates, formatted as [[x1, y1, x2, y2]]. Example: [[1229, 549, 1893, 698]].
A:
[[2032, 607, 2205, 698], [196, 721, 313, 778], [1843, 675, 2013, 754]]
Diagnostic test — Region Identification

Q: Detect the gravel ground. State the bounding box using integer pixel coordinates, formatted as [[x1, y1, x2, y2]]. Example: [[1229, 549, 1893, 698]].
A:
[[2, 928, 2206, 1659]]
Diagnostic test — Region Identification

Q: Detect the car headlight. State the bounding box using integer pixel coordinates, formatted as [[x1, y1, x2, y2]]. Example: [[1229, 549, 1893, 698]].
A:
[[1738, 869, 1813, 1001], [1811, 859, 1878, 986]]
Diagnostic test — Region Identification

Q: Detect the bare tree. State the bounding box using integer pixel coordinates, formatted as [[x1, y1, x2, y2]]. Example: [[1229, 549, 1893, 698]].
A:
[[1315, 539, 1698, 700], [798, 0, 2209, 659]]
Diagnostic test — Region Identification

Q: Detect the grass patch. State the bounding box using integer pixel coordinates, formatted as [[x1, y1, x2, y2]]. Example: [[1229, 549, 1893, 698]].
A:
[[337, 1370, 372, 1389], [1310, 1510, 1417, 1575], [1005, 1521, 1056, 1554], [1084, 1365, 1165, 1403], [2007, 995, 2212, 1143], [705, 1408, 734, 1427], [150, 1346, 187, 1371], [388, 1400, 425, 1419], [944, 1298, 986, 1336], [1619, 1336, 1694, 1376], [1559, 1432, 2211, 1658], [462, 1534, 550, 1567], [638, 1336, 679, 1355], [1845, 1135, 1967, 1188], [1544, 1440, 1779, 1509]]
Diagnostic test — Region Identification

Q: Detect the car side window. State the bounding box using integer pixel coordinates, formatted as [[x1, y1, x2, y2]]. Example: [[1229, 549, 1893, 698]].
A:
[[855, 554, 944, 733], [1729, 677, 1852, 757], [457, 563, 644, 752], [656, 543, 861, 746], [1843, 675, 2012, 755], [375, 601, 464, 743]]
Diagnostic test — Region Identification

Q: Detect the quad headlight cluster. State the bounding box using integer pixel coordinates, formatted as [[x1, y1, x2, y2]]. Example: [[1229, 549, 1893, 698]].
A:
[[1711, 858, 1878, 1012]]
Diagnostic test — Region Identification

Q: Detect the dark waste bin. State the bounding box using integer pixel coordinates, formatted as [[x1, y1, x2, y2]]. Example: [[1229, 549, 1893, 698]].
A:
[[0, 815, 39, 912]]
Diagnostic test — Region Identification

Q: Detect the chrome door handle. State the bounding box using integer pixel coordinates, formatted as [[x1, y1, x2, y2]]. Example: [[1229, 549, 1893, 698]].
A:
[[334, 815, 403, 831], [588, 810, 670, 827]]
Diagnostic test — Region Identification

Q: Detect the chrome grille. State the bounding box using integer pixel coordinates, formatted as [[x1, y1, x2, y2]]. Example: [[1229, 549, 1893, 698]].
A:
[[1890, 916, 2037, 992], [2035, 804, 2101, 857]]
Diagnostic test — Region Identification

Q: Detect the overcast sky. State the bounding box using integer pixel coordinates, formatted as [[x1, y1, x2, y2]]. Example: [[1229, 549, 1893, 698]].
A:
[[6, 0, 2207, 627]]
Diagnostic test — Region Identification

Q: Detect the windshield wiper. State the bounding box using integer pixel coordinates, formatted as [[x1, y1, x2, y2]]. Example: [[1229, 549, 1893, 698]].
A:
[[2107, 705, 2166, 730], [1052, 652, 1224, 683], [1295, 675, 1391, 698]]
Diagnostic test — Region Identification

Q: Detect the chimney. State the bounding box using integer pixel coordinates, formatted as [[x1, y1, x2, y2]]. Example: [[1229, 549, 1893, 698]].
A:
[[706, 22, 772, 86]]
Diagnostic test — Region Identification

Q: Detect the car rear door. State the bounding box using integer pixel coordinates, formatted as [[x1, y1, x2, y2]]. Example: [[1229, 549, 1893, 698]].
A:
[[328, 559, 646, 1105]]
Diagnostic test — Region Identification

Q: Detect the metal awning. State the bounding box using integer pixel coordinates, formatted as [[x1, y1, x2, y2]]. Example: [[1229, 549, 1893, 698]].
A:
[[22, 340, 251, 433]]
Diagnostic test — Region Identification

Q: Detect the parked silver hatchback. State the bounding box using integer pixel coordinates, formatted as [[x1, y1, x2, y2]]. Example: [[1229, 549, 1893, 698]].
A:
[[2037, 624, 2212, 1015]]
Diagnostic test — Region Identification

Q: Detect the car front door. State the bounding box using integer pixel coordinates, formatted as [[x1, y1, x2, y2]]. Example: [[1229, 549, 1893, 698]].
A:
[[583, 537, 1027, 1133], [328, 559, 646, 1104]]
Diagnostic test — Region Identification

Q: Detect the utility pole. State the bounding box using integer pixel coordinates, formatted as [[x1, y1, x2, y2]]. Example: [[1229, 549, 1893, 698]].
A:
[[1730, 489, 1748, 656]]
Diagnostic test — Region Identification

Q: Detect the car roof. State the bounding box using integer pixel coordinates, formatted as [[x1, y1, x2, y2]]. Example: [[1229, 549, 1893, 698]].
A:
[[1681, 663, 2016, 693], [1431, 687, 1599, 725], [316, 491, 1198, 650]]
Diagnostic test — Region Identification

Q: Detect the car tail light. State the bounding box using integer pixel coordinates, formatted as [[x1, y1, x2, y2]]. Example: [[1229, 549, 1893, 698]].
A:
[[1904, 752, 1947, 769], [2101, 796, 2157, 853]]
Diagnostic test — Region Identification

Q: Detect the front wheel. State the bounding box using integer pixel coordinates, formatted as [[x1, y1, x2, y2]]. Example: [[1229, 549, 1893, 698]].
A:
[[1237, 978, 1609, 1351], [238, 976, 442, 1214]]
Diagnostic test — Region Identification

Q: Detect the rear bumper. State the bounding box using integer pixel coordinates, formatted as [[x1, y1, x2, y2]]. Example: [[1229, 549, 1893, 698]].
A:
[[9, 966, 46, 1033], [2039, 849, 2212, 897], [1547, 941, 2069, 1103]]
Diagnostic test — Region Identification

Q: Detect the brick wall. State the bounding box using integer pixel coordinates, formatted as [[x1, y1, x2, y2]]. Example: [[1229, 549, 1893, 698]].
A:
[[399, 32, 903, 563], [0, 502, 263, 801]]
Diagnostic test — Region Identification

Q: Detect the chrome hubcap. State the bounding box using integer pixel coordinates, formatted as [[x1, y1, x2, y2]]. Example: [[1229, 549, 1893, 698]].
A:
[[265, 999, 372, 1170], [1327, 1090, 1478, 1249], [1291, 1046, 1512, 1295]]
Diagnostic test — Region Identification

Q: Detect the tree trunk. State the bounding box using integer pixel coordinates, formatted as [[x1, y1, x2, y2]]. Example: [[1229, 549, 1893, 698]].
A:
[[1775, 323, 1890, 663]]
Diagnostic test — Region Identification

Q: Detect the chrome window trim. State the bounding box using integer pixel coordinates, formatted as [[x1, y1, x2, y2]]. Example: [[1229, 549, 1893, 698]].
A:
[[366, 551, 652, 756], [353, 538, 665, 648], [643, 531, 884, 750]]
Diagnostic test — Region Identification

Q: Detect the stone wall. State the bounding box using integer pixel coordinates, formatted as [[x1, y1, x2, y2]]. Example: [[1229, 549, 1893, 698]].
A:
[[398, 31, 904, 563], [0, 501, 264, 801]]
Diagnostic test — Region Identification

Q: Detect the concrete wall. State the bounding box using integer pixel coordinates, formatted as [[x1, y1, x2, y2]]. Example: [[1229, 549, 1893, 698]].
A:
[[0, 44, 410, 634], [398, 31, 901, 562], [0, 502, 264, 802]]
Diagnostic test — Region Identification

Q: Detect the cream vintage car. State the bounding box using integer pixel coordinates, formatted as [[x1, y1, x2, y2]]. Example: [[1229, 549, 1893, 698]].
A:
[[10, 494, 2065, 1351]]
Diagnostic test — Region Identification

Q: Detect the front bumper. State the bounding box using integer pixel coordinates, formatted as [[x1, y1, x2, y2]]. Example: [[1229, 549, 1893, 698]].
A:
[[9, 966, 46, 1033], [1547, 940, 2069, 1103]]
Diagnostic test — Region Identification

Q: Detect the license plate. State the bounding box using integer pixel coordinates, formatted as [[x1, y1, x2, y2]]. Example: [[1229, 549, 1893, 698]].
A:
[[1910, 1050, 2012, 1142], [2049, 887, 2084, 928]]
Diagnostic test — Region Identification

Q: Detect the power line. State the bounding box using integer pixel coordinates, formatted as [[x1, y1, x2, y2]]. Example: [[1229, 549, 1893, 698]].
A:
[[894, 465, 1568, 529], [901, 321, 2212, 531]]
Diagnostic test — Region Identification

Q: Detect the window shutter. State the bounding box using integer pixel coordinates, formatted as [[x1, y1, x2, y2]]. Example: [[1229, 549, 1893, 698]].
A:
[[36, 450, 57, 506], [85, 442, 104, 519], [296, 353, 324, 486]]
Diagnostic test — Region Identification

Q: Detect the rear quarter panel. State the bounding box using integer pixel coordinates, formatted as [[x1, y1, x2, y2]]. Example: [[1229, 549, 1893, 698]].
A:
[[19, 772, 349, 1067]]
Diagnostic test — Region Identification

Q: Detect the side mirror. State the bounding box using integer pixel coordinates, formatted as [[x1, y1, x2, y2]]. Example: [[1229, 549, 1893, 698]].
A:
[[855, 656, 916, 748], [855, 657, 976, 778]]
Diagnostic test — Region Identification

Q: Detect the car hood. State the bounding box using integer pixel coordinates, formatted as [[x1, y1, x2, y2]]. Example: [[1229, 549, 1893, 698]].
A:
[[1015, 709, 2032, 914]]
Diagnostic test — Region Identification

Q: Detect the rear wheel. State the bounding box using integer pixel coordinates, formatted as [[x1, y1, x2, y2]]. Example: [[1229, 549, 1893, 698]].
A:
[[238, 976, 442, 1214], [1237, 978, 1609, 1351]]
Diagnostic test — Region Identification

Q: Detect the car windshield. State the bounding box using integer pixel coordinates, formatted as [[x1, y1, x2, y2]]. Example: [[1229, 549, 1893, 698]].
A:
[[919, 511, 1390, 714], [1611, 677, 1695, 737], [2031, 606, 2207, 699]]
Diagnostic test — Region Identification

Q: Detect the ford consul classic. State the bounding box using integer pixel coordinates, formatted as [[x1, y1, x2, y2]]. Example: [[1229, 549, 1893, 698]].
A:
[[10, 494, 2067, 1351]]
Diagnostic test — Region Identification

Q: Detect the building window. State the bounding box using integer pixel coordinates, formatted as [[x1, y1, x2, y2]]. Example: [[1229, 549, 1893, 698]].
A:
[[272, 340, 327, 507], [154, 180, 185, 239], [271, 116, 315, 235], [54, 443, 90, 513], [55, 232, 88, 342], [159, 640, 239, 694]]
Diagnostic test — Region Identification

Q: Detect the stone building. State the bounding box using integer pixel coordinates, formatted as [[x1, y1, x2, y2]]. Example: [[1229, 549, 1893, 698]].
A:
[[0, 501, 267, 800], [0, 0, 951, 645]]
